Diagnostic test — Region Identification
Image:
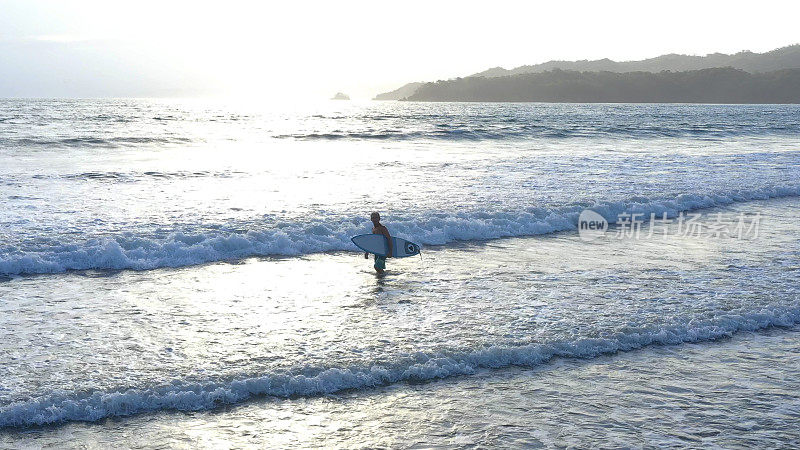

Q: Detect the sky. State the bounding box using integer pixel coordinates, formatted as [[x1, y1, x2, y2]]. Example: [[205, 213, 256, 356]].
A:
[[0, 0, 798, 100]]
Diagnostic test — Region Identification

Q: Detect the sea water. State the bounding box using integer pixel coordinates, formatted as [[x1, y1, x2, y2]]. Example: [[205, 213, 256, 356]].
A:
[[1, 100, 799, 447]]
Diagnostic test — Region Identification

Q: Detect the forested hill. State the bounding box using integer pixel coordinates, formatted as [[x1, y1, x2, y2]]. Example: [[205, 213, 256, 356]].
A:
[[471, 45, 800, 77], [373, 82, 424, 100], [404, 68, 800, 103]]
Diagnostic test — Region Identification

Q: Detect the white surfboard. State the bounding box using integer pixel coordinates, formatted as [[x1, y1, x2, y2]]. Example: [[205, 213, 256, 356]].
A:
[[351, 234, 420, 258]]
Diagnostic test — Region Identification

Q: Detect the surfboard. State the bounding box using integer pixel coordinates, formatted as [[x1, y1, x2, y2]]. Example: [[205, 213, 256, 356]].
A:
[[351, 234, 420, 258]]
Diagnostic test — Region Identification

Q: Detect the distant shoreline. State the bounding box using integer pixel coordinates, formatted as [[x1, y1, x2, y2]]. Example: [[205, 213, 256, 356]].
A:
[[375, 44, 800, 103], [396, 100, 800, 105], [401, 68, 800, 104]]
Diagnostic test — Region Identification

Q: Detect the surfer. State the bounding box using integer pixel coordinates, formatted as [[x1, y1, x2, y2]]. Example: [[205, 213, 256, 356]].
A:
[[365, 212, 392, 273]]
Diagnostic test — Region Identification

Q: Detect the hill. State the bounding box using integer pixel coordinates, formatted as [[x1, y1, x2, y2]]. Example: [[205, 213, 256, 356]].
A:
[[404, 67, 800, 103], [373, 45, 800, 101], [373, 82, 425, 100], [470, 45, 800, 78]]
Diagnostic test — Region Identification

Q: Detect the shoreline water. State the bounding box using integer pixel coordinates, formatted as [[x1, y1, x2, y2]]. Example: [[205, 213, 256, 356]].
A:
[[2, 195, 798, 430], [2, 101, 799, 446], [5, 323, 800, 447]]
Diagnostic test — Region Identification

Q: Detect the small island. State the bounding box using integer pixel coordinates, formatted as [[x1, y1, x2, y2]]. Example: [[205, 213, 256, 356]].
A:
[[331, 92, 350, 100]]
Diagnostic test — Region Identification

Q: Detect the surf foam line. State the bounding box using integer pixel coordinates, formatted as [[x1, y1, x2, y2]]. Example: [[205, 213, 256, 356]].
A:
[[2, 184, 799, 276], [2, 306, 799, 428], [270, 124, 800, 141]]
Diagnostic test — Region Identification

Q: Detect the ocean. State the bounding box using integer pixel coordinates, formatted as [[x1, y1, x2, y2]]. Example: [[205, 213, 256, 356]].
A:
[[1, 99, 799, 447]]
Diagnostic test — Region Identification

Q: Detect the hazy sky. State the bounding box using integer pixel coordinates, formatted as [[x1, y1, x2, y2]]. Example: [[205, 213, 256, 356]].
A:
[[1, 0, 798, 99]]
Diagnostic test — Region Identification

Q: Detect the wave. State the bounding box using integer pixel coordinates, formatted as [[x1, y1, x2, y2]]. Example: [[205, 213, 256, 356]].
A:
[[272, 124, 800, 141], [3, 136, 194, 148], [272, 129, 555, 141], [1, 184, 799, 276], [2, 306, 798, 428], [28, 170, 247, 182]]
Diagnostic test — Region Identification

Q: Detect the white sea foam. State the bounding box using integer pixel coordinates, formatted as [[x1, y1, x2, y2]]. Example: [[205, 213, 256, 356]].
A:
[[1, 306, 797, 428], [1, 185, 799, 276]]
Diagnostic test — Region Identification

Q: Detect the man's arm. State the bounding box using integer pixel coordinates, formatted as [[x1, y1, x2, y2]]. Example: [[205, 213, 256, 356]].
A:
[[381, 227, 392, 257]]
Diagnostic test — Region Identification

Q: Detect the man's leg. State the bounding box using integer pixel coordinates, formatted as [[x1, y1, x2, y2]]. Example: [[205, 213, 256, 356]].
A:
[[374, 255, 386, 274]]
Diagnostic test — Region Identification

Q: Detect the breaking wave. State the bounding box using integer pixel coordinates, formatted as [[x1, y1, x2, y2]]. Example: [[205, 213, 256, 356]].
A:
[[1, 306, 798, 428], [1, 185, 799, 276]]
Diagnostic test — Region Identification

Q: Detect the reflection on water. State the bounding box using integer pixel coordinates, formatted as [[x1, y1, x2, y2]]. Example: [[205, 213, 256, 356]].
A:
[[2, 101, 800, 445], [1, 197, 799, 435]]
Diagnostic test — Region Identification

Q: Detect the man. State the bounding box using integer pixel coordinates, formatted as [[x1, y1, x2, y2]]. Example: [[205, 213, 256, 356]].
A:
[[365, 211, 392, 273]]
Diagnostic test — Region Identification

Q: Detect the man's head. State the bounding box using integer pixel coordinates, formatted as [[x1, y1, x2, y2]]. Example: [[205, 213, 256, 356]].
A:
[[370, 212, 380, 225]]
